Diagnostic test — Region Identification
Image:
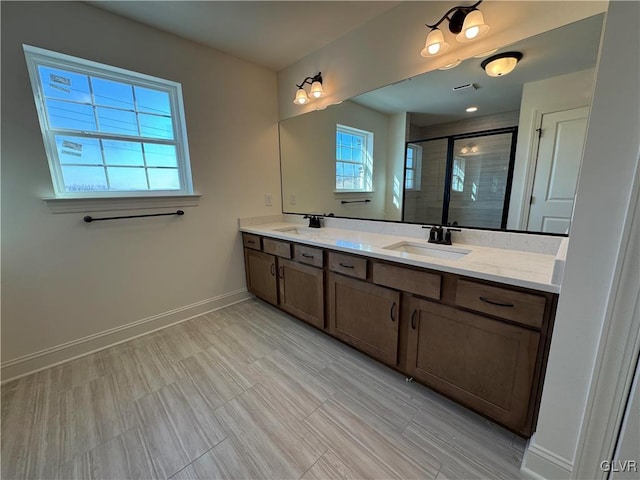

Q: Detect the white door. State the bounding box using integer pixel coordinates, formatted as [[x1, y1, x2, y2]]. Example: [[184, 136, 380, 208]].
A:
[[527, 107, 589, 233]]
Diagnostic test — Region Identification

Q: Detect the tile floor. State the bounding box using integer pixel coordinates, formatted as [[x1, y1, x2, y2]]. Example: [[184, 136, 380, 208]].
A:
[[1, 299, 526, 479]]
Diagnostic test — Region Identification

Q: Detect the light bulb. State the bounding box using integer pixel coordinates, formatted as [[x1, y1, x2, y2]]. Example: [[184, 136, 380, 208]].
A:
[[456, 9, 489, 43], [421, 28, 449, 57], [309, 81, 324, 98], [293, 88, 309, 105]]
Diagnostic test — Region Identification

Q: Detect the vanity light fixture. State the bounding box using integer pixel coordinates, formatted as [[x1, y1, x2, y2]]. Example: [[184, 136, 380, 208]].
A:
[[481, 52, 523, 77], [421, 0, 489, 57], [466, 106, 478, 112], [293, 72, 324, 105], [439, 59, 462, 70]]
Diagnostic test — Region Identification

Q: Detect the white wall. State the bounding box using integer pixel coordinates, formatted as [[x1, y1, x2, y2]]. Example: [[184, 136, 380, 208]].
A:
[[385, 112, 407, 221], [507, 69, 595, 230], [277, 1, 607, 121], [522, 1, 640, 477], [279, 100, 390, 219], [1, 2, 281, 378]]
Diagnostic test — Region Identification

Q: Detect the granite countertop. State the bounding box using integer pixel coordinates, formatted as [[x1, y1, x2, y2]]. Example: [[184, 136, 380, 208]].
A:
[[240, 222, 561, 294]]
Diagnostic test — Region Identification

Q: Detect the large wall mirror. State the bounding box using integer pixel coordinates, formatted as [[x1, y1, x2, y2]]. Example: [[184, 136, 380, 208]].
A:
[[279, 13, 604, 235]]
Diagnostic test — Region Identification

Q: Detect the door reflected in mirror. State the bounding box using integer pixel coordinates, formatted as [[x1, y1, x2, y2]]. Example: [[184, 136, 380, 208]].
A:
[[279, 14, 604, 235]]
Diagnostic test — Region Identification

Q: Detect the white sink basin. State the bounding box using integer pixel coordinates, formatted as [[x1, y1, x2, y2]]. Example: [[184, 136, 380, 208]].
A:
[[383, 241, 470, 260], [274, 226, 325, 237]]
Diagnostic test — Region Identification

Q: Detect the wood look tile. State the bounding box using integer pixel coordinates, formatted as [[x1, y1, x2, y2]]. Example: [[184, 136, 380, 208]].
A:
[[304, 398, 440, 480], [2, 298, 527, 480], [301, 449, 360, 480], [214, 383, 326, 479], [57, 427, 158, 480], [135, 376, 226, 478]]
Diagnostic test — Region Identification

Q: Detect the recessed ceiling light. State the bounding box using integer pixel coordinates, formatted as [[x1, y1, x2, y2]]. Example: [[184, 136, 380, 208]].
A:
[[466, 106, 478, 113], [439, 59, 462, 70], [473, 48, 498, 58]]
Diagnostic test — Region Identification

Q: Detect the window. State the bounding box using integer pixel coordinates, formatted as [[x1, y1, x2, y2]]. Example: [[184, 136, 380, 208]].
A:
[[335, 124, 373, 192], [23, 45, 193, 198], [405, 143, 422, 190], [452, 157, 466, 192]]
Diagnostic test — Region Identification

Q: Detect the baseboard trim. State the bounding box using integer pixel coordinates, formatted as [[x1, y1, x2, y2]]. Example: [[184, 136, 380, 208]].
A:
[[521, 439, 574, 480], [1, 289, 252, 383]]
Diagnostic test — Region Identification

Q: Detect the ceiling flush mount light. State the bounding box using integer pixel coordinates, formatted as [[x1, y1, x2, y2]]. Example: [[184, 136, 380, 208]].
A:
[[293, 72, 324, 105], [481, 51, 523, 77], [421, 0, 489, 57], [466, 106, 478, 112]]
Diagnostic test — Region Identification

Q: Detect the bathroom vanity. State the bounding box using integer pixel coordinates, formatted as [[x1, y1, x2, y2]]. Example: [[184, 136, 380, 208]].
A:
[[240, 219, 562, 437]]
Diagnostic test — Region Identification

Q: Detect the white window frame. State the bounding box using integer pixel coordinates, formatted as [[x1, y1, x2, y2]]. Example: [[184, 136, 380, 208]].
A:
[[23, 44, 194, 199], [335, 124, 374, 193], [405, 143, 422, 191]]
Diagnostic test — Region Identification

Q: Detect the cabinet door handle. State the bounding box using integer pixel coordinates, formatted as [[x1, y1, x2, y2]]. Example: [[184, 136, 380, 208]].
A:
[[247, 240, 256, 244], [278, 265, 284, 279], [390, 302, 396, 322], [339, 263, 354, 269], [479, 296, 514, 308], [411, 310, 418, 330], [302, 253, 315, 258], [270, 263, 275, 276]]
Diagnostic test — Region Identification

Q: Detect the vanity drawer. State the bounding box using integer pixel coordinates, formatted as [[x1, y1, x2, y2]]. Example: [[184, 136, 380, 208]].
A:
[[372, 262, 441, 300], [455, 279, 546, 329], [242, 233, 261, 251], [263, 238, 292, 259], [329, 252, 367, 280], [293, 244, 324, 268]]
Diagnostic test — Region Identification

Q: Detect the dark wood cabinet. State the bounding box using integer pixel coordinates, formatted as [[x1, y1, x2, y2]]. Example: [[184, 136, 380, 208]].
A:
[[278, 258, 324, 329], [244, 248, 278, 305], [406, 296, 540, 433], [328, 273, 400, 367]]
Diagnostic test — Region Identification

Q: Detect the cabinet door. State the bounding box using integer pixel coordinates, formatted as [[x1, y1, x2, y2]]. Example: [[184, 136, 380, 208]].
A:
[[328, 273, 400, 367], [406, 297, 540, 433], [244, 248, 277, 305], [278, 258, 324, 329]]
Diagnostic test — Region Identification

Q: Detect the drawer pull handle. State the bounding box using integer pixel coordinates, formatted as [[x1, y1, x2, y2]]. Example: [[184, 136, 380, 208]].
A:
[[479, 296, 515, 308], [339, 263, 354, 269], [302, 253, 315, 258], [270, 263, 275, 276], [247, 240, 256, 244], [390, 302, 396, 322], [411, 310, 418, 330], [278, 266, 284, 279]]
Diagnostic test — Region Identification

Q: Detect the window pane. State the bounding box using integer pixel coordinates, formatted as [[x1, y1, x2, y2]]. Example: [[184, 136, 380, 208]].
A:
[[139, 113, 174, 139], [97, 107, 138, 136], [46, 100, 96, 131], [55, 136, 102, 165], [148, 168, 180, 190], [61, 166, 107, 192], [103, 140, 144, 166], [135, 86, 171, 115], [352, 148, 362, 162], [38, 66, 91, 103], [407, 156, 413, 168], [91, 77, 134, 110], [107, 167, 148, 190], [144, 144, 177, 167]]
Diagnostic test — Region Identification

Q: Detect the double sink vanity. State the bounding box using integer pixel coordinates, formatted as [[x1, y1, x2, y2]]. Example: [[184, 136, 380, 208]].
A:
[[240, 216, 564, 437]]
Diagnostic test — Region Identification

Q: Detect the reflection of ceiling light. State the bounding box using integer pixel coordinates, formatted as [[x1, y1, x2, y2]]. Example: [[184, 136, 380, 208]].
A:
[[460, 144, 479, 155], [420, 1, 490, 57], [293, 72, 324, 105], [481, 52, 523, 77], [473, 48, 498, 58], [466, 106, 478, 112], [439, 59, 462, 70]]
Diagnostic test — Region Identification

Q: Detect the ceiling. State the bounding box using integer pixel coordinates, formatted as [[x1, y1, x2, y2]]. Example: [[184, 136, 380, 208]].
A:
[[353, 14, 604, 126], [90, 1, 400, 71]]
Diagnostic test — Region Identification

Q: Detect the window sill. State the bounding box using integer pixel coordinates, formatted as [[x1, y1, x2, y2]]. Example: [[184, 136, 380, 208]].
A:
[[43, 194, 202, 214]]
